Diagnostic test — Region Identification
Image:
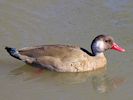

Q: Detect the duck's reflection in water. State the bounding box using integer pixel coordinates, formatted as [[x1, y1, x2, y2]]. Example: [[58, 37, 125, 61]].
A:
[[9, 65, 125, 93], [92, 74, 124, 93]]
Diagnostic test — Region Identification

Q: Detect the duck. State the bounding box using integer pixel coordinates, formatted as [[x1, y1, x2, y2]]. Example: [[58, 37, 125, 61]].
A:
[[5, 34, 125, 72]]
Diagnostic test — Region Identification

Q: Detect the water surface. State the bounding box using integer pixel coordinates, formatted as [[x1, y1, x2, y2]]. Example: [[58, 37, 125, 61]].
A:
[[0, 0, 133, 100]]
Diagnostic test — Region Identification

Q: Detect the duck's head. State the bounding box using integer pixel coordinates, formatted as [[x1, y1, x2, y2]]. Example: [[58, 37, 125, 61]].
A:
[[91, 35, 125, 56]]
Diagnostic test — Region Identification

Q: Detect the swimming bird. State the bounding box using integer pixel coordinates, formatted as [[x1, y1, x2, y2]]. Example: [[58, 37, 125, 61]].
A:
[[5, 34, 125, 72]]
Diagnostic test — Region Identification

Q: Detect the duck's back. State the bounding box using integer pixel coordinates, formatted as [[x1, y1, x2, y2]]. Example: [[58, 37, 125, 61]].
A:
[[19, 45, 83, 58]]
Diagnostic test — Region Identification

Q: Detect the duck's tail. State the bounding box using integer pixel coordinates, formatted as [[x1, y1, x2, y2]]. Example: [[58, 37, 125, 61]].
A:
[[5, 46, 36, 64], [5, 46, 21, 60]]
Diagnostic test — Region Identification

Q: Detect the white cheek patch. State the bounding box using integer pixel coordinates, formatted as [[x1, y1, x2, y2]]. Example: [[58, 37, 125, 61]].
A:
[[94, 40, 105, 52]]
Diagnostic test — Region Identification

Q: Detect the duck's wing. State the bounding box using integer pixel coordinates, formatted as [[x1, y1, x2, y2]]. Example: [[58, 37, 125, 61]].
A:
[[18, 45, 81, 58]]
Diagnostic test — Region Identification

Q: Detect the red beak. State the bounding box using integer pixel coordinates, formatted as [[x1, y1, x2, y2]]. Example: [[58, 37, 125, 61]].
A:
[[111, 43, 125, 52]]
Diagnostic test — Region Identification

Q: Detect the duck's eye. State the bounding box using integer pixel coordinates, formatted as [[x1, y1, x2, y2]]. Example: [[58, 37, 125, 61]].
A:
[[105, 40, 108, 43]]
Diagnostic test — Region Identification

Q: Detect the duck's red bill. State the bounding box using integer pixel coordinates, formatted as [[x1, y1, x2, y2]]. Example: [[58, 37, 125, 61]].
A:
[[111, 43, 125, 52]]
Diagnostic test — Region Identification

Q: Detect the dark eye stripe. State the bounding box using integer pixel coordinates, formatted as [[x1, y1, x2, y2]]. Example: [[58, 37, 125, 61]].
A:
[[105, 40, 108, 42], [105, 39, 112, 43]]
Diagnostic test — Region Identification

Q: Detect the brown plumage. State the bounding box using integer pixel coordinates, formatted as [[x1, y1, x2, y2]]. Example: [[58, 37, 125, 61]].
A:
[[5, 35, 125, 72]]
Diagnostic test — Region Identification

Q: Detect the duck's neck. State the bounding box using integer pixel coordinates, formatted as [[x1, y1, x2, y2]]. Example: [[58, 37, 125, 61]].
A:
[[80, 47, 104, 57], [91, 48, 104, 57], [93, 52, 105, 57]]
